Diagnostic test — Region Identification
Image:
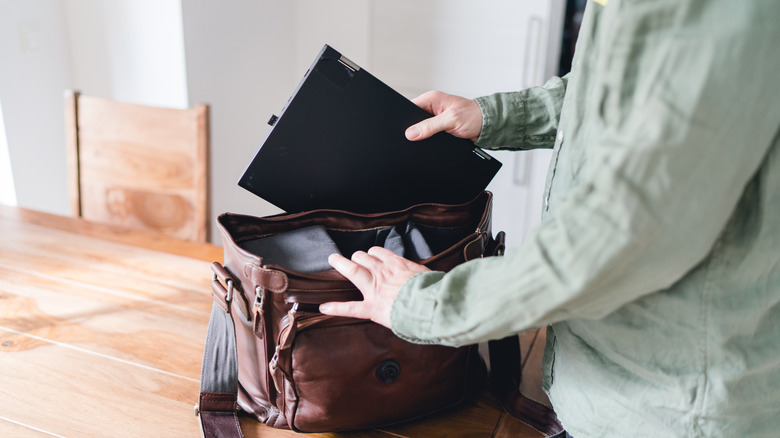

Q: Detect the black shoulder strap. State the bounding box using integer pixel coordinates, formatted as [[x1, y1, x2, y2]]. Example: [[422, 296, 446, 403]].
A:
[[196, 302, 243, 438]]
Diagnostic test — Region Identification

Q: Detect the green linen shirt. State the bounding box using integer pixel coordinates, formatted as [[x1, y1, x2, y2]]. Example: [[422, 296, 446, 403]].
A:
[[391, 1, 780, 436]]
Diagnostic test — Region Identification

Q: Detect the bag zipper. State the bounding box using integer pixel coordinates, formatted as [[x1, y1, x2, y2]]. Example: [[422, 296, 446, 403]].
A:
[[268, 304, 364, 393]]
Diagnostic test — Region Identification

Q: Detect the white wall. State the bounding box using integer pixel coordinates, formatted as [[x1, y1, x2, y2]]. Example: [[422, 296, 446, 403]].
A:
[[181, 1, 295, 242], [292, 1, 372, 74], [64, 0, 188, 108], [0, 0, 72, 214], [371, 0, 543, 98]]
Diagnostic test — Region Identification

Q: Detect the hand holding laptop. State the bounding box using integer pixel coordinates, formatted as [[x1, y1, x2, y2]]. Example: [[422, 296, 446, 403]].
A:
[[405, 91, 483, 143]]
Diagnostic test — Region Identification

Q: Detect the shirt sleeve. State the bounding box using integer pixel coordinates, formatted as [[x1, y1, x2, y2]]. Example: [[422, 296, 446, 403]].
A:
[[391, 1, 780, 346], [474, 74, 569, 150]]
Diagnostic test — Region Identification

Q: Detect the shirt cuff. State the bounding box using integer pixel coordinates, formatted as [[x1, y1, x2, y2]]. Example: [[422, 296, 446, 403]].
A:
[[473, 95, 494, 147], [473, 93, 524, 148], [390, 270, 445, 344]]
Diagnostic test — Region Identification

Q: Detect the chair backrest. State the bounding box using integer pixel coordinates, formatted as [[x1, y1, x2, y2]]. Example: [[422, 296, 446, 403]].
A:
[[64, 90, 209, 242]]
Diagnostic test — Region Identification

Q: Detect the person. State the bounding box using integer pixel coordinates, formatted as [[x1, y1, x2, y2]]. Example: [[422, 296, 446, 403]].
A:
[[320, 0, 780, 436]]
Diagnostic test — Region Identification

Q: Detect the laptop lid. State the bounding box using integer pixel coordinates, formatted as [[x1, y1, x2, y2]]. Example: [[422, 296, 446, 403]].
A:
[[238, 44, 501, 214]]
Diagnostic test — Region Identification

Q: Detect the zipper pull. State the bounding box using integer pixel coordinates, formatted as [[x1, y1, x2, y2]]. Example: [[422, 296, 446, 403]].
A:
[[269, 345, 282, 393], [253, 286, 265, 338], [279, 303, 300, 351], [269, 303, 300, 394]]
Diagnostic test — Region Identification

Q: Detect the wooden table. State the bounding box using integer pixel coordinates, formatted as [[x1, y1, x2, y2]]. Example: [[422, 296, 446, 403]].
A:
[[0, 205, 543, 438]]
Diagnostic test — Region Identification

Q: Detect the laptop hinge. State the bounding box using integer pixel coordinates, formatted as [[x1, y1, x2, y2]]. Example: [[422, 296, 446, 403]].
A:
[[338, 55, 360, 72]]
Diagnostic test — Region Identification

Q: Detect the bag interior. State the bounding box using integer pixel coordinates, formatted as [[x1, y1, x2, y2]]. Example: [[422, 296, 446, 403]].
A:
[[238, 220, 473, 273]]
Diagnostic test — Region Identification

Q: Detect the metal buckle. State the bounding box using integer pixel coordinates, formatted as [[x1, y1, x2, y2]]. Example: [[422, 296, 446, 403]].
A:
[[225, 279, 233, 305], [212, 271, 233, 309]]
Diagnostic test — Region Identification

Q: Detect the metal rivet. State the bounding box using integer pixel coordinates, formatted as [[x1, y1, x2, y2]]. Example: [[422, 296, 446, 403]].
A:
[[376, 360, 401, 384]]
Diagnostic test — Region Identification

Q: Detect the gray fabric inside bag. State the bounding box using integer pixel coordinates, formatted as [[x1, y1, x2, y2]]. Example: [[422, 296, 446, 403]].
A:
[[239, 221, 434, 273]]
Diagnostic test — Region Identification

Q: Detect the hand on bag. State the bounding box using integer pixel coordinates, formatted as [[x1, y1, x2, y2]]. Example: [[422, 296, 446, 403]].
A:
[[319, 246, 430, 329], [405, 91, 483, 143]]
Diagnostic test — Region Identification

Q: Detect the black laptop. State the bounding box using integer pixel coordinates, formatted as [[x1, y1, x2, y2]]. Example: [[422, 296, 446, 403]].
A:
[[238, 44, 501, 214]]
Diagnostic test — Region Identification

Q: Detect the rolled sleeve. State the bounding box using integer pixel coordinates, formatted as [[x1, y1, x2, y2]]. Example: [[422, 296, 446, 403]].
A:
[[474, 75, 568, 150]]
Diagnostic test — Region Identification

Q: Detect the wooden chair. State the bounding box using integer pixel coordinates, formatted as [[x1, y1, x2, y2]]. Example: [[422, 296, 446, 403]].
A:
[[64, 90, 209, 242]]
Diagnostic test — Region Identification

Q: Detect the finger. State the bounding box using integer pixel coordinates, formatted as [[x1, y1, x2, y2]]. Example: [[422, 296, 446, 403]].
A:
[[328, 253, 373, 290], [366, 246, 403, 261], [410, 91, 441, 113], [319, 301, 368, 319], [367, 246, 431, 279], [405, 114, 449, 141], [350, 250, 383, 270]]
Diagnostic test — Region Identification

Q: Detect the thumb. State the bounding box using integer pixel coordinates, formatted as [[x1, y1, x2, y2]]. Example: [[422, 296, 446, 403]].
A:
[[405, 114, 450, 141]]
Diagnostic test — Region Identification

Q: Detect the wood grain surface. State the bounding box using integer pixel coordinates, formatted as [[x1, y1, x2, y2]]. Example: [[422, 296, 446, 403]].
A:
[[65, 91, 209, 242], [0, 205, 543, 438]]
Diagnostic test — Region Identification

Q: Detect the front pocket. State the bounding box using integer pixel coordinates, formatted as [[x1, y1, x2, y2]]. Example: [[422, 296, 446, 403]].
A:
[[283, 320, 479, 432]]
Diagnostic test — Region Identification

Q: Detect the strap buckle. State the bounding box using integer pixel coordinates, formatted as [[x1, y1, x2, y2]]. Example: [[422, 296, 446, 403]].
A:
[[211, 262, 247, 315]]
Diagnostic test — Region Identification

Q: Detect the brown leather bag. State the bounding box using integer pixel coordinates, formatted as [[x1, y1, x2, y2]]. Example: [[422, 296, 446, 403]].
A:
[[197, 192, 502, 435]]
